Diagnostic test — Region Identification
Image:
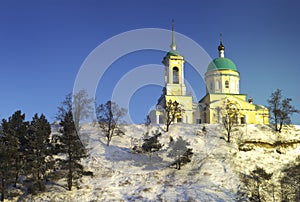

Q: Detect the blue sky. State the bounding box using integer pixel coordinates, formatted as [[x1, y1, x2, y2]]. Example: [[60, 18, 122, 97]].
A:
[[1, 0, 300, 124]]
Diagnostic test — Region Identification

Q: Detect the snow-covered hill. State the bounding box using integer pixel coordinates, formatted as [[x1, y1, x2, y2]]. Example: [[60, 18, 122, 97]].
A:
[[25, 123, 300, 201]]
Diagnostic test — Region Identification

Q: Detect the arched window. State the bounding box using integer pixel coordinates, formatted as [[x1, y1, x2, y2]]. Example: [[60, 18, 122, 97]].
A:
[[225, 80, 229, 88], [173, 67, 179, 84]]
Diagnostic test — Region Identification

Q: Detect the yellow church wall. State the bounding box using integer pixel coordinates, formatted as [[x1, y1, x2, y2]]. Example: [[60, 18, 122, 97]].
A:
[[166, 84, 186, 96], [165, 95, 194, 124], [209, 94, 247, 103], [165, 95, 193, 111], [205, 69, 240, 94], [167, 55, 184, 84], [199, 94, 269, 124]]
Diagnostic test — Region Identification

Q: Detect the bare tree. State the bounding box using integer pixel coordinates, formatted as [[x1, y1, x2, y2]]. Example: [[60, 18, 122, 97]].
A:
[[96, 101, 127, 146], [56, 90, 93, 132], [268, 89, 299, 132], [222, 100, 239, 143], [165, 100, 183, 132], [267, 89, 282, 132], [56, 90, 93, 145]]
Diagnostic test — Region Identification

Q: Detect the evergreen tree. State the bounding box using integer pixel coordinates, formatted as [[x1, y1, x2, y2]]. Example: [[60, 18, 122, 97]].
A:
[[0, 119, 19, 201], [58, 111, 87, 191], [251, 167, 273, 202], [4, 110, 28, 187], [25, 113, 52, 193], [167, 136, 191, 170], [280, 158, 300, 201], [142, 131, 162, 153], [141, 130, 163, 166]]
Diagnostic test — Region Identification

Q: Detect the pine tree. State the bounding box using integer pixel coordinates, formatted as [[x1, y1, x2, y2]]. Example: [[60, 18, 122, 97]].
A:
[[25, 114, 52, 193], [4, 110, 28, 187], [250, 167, 273, 202], [167, 136, 191, 170], [142, 131, 162, 153], [0, 119, 19, 201], [58, 111, 87, 191], [280, 158, 300, 201]]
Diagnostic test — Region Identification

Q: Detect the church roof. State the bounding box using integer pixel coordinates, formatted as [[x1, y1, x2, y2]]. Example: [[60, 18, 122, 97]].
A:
[[166, 50, 181, 57], [207, 57, 237, 72]]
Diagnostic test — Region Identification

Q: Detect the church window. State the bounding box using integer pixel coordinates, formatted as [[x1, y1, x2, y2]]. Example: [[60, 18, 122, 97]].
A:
[[173, 67, 179, 84], [225, 80, 229, 88]]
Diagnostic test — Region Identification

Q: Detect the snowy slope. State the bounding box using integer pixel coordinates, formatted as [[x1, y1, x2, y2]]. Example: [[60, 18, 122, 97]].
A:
[[24, 123, 300, 201]]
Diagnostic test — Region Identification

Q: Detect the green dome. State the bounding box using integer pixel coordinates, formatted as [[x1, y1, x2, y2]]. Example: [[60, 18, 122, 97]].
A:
[[166, 50, 181, 56], [207, 57, 237, 71]]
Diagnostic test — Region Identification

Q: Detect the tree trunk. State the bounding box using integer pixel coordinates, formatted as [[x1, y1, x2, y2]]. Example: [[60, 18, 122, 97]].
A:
[[1, 177, 5, 202], [177, 155, 181, 170], [257, 183, 261, 202], [227, 131, 230, 143], [279, 122, 283, 133], [106, 131, 112, 146], [68, 154, 73, 191], [274, 115, 278, 131], [166, 123, 169, 132]]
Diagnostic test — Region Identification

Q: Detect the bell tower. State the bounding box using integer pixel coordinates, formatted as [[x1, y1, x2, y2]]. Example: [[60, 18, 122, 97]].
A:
[[156, 20, 194, 124], [162, 19, 186, 96]]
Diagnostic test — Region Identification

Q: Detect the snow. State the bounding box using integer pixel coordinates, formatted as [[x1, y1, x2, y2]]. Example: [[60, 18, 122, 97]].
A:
[[22, 123, 300, 201]]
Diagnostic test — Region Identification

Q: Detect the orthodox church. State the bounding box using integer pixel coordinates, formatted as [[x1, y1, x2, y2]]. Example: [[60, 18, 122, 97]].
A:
[[199, 34, 269, 124], [151, 24, 269, 125]]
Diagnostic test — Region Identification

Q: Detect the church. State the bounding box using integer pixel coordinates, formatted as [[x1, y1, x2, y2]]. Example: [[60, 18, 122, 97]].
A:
[[151, 24, 269, 125]]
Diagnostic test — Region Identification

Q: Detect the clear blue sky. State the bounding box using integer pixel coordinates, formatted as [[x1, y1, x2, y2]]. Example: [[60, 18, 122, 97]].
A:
[[1, 0, 300, 124]]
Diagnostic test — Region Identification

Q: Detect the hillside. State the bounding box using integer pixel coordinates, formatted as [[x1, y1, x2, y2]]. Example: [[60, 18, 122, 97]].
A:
[[24, 123, 300, 201]]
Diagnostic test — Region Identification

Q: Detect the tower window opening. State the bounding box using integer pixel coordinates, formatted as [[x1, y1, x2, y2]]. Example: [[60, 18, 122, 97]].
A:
[[216, 80, 221, 90], [225, 80, 229, 88], [173, 67, 179, 84]]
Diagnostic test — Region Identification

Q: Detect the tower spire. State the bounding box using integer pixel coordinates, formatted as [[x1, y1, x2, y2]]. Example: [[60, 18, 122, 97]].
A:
[[170, 19, 176, 51], [218, 32, 225, 58]]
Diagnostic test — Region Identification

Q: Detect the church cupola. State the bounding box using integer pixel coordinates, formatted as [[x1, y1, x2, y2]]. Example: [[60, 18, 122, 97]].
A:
[[218, 33, 225, 58], [205, 33, 240, 95]]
